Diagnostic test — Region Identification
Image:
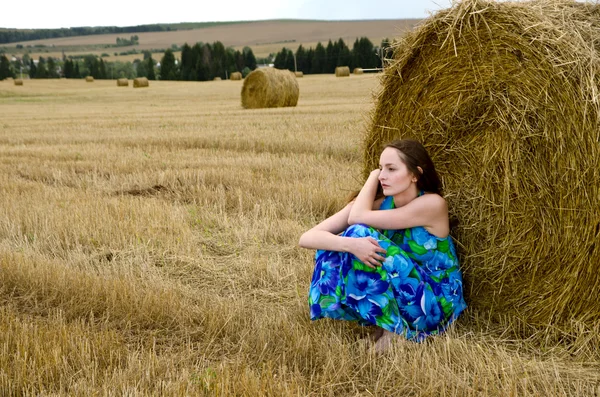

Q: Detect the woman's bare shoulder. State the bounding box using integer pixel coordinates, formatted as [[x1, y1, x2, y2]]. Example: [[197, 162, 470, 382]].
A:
[[418, 193, 447, 210]]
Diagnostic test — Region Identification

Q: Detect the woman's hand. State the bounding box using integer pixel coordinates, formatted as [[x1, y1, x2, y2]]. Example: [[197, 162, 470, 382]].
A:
[[349, 237, 387, 269], [369, 169, 381, 179]]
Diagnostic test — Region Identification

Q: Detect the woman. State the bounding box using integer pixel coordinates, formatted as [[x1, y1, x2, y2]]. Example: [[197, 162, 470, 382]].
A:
[[299, 139, 467, 351]]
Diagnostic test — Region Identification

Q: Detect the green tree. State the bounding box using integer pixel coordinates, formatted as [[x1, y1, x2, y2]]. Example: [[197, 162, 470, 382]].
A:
[[311, 42, 326, 74], [35, 57, 48, 78], [179, 43, 195, 80], [98, 58, 107, 79], [0, 55, 12, 80], [159, 49, 177, 80], [210, 41, 226, 79], [74, 62, 80, 78], [352, 37, 379, 69], [295, 45, 307, 73], [304, 48, 313, 74], [147, 56, 155, 80], [135, 59, 148, 77], [234, 50, 244, 72], [47, 57, 58, 78], [273, 47, 288, 69], [63, 58, 74, 78], [242, 46, 257, 70], [29, 59, 37, 78], [337, 38, 351, 68], [325, 40, 337, 73], [196, 44, 211, 81]]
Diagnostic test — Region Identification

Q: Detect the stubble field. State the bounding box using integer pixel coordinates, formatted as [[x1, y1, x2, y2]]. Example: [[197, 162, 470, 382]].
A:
[[1, 75, 599, 396]]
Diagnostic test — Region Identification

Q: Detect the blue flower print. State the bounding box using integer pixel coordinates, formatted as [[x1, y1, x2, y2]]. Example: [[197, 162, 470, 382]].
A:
[[411, 227, 438, 250]]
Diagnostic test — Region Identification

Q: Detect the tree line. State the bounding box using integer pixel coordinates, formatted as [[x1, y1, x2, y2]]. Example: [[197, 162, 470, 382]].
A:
[[272, 37, 392, 74], [0, 25, 170, 45], [159, 42, 257, 81], [0, 37, 392, 81]]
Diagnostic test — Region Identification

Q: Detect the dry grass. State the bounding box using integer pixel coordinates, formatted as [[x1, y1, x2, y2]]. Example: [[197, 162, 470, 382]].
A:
[[1, 75, 599, 396]]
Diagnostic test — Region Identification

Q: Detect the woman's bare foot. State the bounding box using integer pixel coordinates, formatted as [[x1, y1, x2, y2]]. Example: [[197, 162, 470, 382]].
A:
[[357, 327, 384, 345], [367, 327, 384, 342], [372, 330, 398, 353]]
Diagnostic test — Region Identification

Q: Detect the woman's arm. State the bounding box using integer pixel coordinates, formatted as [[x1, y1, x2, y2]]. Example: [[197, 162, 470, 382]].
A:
[[298, 202, 355, 252], [299, 199, 387, 268]]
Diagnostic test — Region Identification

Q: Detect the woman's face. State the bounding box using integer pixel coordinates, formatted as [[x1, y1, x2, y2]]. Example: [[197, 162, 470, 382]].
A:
[[378, 147, 416, 196]]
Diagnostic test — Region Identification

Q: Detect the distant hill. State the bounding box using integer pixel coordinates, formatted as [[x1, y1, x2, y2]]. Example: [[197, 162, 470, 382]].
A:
[[5, 19, 421, 49]]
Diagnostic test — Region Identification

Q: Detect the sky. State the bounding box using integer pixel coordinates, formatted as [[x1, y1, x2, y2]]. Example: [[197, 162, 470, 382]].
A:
[[1, 0, 454, 29]]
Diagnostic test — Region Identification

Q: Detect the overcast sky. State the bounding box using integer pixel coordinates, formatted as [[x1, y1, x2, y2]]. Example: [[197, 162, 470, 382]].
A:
[[2, 0, 454, 29]]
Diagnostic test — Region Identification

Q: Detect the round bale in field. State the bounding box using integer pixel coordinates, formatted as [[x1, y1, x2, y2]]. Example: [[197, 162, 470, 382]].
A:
[[335, 66, 350, 77], [117, 78, 129, 87], [241, 67, 299, 109], [14, 79, 23, 86], [85, 76, 94, 82], [295, 71, 304, 78], [133, 77, 149, 88], [364, 0, 600, 334], [214, 77, 222, 81], [353, 68, 364, 75], [230, 72, 242, 80]]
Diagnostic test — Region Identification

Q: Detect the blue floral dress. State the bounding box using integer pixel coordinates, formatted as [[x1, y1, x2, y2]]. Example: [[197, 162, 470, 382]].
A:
[[308, 194, 467, 342]]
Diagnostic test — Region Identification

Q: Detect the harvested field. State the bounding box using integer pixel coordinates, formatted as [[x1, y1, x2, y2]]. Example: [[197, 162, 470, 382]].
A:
[[0, 74, 598, 395]]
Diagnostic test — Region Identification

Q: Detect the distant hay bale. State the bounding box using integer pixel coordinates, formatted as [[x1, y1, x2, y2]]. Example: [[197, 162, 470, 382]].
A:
[[295, 71, 304, 78], [364, 0, 600, 334], [133, 77, 149, 88], [241, 67, 299, 109], [116, 78, 129, 87], [335, 66, 350, 77], [213, 77, 222, 81], [85, 76, 94, 82], [14, 79, 23, 86], [230, 72, 242, 80], [353, 68, 364, 75]]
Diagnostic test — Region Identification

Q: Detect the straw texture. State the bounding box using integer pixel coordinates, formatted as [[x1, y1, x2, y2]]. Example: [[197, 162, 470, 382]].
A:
[[85, 76, 94, 82], [241, 67, 299, 109], [364, 0, 600, 333], [116, 78, 128, 87], [14, 79, 23, 86], [230, 72, 242, 80]]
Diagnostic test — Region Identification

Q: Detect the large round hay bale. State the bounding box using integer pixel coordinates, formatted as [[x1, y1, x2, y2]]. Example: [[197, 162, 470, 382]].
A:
[[213, 77, 222, 81], [364, 0, 600, 334], [116, 78, 129, 87], [85, 76, 94, 82], [230, 72, 242, 80], [133, 77, 149, 88], [241, 67, 299, 109], [335, 66, 350, 77], [14, 79, 23, 86], [295, 71, 304, 78], [353, 68, 364, 75]]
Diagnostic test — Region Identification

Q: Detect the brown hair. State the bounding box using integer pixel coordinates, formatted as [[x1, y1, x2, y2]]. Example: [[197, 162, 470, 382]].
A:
[[384, 139, 442, 195]]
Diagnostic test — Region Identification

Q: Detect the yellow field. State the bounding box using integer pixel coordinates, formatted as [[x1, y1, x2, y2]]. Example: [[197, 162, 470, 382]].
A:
[[1, 75, 599, 396]]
